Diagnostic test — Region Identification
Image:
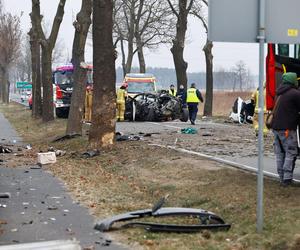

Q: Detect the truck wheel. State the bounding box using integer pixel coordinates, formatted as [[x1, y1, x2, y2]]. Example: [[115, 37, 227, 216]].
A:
[[180, 108, 189, 122], [56, 108, 69, 118]]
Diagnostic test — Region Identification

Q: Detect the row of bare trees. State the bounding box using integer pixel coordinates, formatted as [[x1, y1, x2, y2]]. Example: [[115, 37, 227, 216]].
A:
[[0, 0, 212, 149]]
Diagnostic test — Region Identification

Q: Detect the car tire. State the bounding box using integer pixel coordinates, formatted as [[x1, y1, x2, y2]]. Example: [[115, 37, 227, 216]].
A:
[[56, 108, 69, 118], [180, 108, 189, 122]]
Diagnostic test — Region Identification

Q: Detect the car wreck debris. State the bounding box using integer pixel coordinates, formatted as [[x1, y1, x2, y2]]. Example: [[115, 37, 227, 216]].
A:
[[0, 145, 13, 153], [181, 128, 198, 134], [125, 92, 189, 122], [95, 201, 231, 233]]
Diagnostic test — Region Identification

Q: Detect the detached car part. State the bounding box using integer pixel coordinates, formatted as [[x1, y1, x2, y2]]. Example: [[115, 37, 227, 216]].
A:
[[125, 92, 189, 122], [95, 207, 231, 233]]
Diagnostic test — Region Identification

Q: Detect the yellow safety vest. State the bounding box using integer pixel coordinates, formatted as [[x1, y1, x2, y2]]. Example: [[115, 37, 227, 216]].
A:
[[252, 89, 267, 112], [169, 89, 177, 96], [117, 89, 126, 104], [186, 88, 199, 103]]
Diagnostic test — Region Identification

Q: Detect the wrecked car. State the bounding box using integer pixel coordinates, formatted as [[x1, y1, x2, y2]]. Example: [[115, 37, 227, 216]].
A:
[[125, 92, 189, 122]]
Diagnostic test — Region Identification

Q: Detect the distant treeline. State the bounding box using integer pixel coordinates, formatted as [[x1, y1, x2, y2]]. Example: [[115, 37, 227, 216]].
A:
[[116, 67, 257, 91]]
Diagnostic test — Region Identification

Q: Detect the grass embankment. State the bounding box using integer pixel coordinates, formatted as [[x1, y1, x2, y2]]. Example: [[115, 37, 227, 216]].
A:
[[1, 103, 300, 250]]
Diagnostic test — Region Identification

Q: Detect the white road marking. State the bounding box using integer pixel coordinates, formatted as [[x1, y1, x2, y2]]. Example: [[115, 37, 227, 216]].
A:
[[149, 143, 300, 183]]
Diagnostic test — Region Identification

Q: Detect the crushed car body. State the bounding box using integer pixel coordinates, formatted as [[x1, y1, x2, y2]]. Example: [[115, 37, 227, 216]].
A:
[[125, 92, 189, 122]]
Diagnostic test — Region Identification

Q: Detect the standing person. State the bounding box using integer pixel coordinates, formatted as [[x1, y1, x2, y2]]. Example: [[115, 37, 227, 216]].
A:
[[251, 86, 268, 135], [116, 85, 127, 121], [176, 84, 186, 104], [271, 72, 300, 186], [186, 83, 203, 125], [168, 84, 177, 96], [84, 85, 93, 122]]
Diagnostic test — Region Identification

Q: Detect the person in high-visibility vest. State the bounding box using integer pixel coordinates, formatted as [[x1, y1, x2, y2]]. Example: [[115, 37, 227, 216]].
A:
[[168, 84, 177, 96], [186, 83, 203, 125], [251, 86, 268, 135], [116, 85, 127, 121]]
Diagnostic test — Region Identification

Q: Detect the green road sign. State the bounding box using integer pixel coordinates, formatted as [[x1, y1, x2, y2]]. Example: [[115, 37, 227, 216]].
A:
[[16, 82, 32, 89]]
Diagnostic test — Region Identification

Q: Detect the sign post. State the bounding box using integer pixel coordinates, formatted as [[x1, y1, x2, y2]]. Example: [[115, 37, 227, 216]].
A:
[[209, 0, 300, 233], [257, 0, 266, 233]]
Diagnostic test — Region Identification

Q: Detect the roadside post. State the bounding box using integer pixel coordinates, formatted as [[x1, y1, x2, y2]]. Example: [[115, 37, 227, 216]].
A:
[[209, 0, 300, 232]]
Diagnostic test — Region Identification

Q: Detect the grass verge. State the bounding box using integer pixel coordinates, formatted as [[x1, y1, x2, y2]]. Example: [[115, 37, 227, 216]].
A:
[[0, 103, 300, 250]]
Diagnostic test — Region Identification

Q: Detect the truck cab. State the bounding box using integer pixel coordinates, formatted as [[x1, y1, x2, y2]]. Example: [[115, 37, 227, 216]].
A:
[[123, 73, 156, 97]]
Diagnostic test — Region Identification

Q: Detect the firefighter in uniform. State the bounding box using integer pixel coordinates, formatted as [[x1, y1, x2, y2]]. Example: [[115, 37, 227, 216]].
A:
[[251, 86, 268, 135], [84, 85, 93, 122], [168, 84, 177, 96], [116, 85, 127, 121], [186, 83, 203, 125]]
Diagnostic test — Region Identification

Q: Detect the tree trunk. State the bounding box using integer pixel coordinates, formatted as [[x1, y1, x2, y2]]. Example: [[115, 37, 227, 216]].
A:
[[66, 0, 92, 135], [125, 44, 134, 74], [170, 0, 189, 90], [120, 38, 126, 77], [203, 40, 213, 117], [31, 0, 66, 123], [89, 0, 116, 149], [1, 68, 9, 104], [30, 35, 42, 118], [171, 43, 188, 89], [136, 35, 146, 73], [41, 48, 54, 122]]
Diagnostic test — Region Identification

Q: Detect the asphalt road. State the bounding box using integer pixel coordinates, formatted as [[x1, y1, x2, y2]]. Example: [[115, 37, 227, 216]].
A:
[[116, 120, 300, 181], [0, 113, 124, 249]]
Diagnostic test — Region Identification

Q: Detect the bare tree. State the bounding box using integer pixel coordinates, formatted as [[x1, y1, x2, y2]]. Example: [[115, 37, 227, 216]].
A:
[[191, 0, 213, 116], [89, 0, 116, 149], [30, 0, 66, 122], [167, 0, 194, 89], [0, 12, 21, 104], [232, 60, 248, 91], [66, 0, 92, 136], [114, 0, 174, 75]]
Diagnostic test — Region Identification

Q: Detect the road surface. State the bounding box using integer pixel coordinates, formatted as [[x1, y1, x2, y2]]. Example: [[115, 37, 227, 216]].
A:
[[116, 120, 300, 181], [0, 113, 124, 249]]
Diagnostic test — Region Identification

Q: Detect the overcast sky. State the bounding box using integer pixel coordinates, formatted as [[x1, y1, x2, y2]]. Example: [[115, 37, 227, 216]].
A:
[[4, 0, 259, 75]]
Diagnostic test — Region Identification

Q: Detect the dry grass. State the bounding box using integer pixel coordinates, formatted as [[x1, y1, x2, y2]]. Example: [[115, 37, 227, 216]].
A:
[[199, 91, 252, 116], [1, 102, 300, 250]]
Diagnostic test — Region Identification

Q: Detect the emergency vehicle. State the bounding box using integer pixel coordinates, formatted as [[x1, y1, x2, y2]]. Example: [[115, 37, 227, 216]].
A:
[[266, 44, 300, 110]]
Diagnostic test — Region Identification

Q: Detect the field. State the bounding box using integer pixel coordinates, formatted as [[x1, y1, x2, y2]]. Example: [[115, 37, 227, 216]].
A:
[[1, 98, 300, 250], [199, 91, 252, 116]]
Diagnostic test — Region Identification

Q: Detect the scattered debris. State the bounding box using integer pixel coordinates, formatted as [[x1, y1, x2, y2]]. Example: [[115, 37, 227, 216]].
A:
[[116, 134, 141, 142], [0, 145, 12, 153], [11, 228, 18, 232], [52, 133, 81, 142], [0, 220, 7, 225], [101, 239, 112, 247], [82, 150, 100, 159], [202, 133, 213, 137], [0, 204, 7, 208], [95, 198, 230, 233], [55, 150, 66, 157], [0, 192, 11, 198], [181, 128, 198, 134], [47, 206, 58, 210], [26, 144, 32, 150], [22, 220, 33, 225], [37, 152, 57, 165], [49, 218, 56, 221], [30, 164, 42, 169]]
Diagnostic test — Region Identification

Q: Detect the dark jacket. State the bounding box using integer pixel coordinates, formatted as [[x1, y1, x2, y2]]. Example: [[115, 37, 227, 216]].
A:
[[176, 89, 186, 103], [272, 84, 300, 130]]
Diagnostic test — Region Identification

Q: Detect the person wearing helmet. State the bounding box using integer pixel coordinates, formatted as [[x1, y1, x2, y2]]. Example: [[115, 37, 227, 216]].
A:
[[186, 83, 203, 125], [168, 84, 177, 96], [116, 85, 127, 121], [271, 72, 300, 186]]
